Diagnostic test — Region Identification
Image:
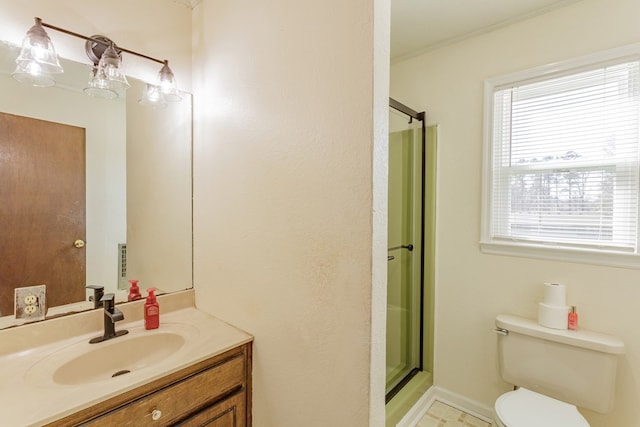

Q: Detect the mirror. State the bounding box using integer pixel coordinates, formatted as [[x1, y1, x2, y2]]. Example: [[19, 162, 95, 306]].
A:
[[0, 40, 192, 327]]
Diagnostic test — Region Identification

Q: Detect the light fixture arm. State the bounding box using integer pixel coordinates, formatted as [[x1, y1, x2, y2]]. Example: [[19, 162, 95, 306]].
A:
[[37, 17, 166, 65]]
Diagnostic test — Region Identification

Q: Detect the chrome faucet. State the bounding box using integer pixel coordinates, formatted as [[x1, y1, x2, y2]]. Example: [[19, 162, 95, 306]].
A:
[[89, 293, 129, 344]]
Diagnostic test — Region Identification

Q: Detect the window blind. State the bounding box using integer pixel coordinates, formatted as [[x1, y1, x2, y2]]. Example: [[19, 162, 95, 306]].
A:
[[490, 60, 640, 252]]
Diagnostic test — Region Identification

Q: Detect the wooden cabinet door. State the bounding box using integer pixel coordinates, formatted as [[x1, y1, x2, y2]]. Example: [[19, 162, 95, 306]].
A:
[[0, 112, 86, 315], [176, 392, 246, 427]]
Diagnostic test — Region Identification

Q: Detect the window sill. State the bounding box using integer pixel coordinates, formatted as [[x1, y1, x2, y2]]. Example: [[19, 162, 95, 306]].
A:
[[479, 240, 640, 270]]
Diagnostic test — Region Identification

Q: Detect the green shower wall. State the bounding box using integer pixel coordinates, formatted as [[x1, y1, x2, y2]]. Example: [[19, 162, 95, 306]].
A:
[[387, 128, 415, 309], [423, 125, 437, 374]]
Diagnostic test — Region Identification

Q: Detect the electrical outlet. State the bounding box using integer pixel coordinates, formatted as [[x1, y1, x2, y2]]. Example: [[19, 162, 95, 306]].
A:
[[14, 285, 46, 323]]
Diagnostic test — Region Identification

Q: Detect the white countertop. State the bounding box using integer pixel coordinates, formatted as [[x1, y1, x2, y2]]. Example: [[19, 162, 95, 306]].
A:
[[0, 293, 252, 427]]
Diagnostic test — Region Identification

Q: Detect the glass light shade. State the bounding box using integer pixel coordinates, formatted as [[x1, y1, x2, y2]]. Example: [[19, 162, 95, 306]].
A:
[[12, 62, 55, 87], [97, 43, 130, 90], [138, 83, 167, 108], [15, 18, 63, 75], [83, 67, 118, 99], [157, 60, 181, 102]]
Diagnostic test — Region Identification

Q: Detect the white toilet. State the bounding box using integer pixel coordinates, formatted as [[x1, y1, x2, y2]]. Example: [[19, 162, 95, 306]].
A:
[[493, 314, 625, 427]]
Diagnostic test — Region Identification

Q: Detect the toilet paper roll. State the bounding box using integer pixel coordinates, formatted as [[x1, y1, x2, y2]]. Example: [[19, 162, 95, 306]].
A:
[[543, 282, 567, 307], [538, 302, 570, 329]]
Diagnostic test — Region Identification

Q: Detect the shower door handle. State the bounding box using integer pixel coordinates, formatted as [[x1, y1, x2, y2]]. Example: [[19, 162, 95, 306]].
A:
[[388, 244, 414, 252]]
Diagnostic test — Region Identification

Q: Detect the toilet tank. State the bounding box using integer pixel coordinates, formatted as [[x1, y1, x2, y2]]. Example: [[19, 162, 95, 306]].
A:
[[495, 314, 625, 413]]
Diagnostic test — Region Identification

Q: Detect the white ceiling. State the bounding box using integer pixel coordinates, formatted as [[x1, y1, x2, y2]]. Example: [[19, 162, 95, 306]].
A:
[[391, 0, 580, 61]]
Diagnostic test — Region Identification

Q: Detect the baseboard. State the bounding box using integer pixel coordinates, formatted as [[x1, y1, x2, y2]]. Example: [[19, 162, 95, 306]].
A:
[[432, 387, 494, 422], [396, 386, 494, 427]]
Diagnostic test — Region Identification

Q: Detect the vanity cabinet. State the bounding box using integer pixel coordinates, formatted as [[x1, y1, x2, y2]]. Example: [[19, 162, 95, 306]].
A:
[[46, 343, 252, 427]]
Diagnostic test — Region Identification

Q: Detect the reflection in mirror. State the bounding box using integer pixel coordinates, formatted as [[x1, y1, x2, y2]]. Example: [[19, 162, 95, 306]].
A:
[[0, 41, 192, 328]]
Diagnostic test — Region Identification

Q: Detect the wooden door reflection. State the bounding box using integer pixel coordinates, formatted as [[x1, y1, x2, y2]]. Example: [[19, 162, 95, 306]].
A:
[[0, 112, 86, 316]]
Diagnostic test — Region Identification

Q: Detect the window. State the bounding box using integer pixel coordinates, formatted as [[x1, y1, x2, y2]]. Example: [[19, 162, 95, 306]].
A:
[[482, 45, 640, 268]]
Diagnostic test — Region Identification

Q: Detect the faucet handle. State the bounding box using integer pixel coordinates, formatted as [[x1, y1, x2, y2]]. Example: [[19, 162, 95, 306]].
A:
[[86, 285, 105, 308], [100, 293, 116, 311]]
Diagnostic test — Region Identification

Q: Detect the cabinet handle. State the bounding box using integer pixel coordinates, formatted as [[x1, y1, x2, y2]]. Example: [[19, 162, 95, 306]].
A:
[[151, 409, 162, 421]]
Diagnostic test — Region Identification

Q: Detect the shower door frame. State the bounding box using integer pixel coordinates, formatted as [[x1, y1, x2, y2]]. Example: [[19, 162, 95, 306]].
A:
[[386, 98, 426, 403]]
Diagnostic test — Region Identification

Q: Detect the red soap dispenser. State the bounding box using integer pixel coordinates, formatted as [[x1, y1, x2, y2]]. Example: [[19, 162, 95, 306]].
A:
[[128, 279, 142, 301], [568, 306, 578, 331], [144, 288, 159, 330]]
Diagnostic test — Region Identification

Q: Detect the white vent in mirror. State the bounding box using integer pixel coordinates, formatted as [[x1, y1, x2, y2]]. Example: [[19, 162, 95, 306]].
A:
[[118, 243, 127, 290]]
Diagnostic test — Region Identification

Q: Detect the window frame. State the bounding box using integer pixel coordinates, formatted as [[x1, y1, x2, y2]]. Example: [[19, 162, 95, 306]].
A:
[[481, 43, 640, 269]]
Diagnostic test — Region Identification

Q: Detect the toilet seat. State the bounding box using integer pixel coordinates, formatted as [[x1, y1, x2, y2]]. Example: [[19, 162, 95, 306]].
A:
[[494, 388, 589, 427]]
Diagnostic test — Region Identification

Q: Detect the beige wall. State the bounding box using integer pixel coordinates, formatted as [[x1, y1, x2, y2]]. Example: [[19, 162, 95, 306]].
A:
[[391, 0, 640, 425], [192, 0, 388, 425]]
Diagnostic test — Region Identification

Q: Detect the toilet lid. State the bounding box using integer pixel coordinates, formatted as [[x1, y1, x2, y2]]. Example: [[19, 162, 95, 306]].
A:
[[495, 388, 589, 427]]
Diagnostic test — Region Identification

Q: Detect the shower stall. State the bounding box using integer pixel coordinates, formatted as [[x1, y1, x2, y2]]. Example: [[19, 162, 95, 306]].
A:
[[386, 98, 435, 406]]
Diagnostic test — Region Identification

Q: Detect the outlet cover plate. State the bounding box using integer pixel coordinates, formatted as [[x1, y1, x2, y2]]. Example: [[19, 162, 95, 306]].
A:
[[14, 285, 46, 323]]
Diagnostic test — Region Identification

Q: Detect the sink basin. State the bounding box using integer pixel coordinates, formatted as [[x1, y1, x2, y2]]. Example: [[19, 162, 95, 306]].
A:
[[25, 323, 198, 386]]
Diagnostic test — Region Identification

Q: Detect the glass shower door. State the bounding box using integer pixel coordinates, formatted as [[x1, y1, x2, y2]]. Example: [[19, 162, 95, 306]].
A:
[[386, 107, 423, 398]]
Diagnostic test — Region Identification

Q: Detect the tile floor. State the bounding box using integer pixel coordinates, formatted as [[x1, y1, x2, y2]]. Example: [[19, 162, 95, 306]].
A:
[[416, 400, 492, 427]]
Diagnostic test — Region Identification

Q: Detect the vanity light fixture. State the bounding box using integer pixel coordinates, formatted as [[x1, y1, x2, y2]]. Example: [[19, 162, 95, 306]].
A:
[[83, 39, 130, 99], [12, 18, 63, 87], [13, 17, 181, 102], [157, 60, 181, 102]]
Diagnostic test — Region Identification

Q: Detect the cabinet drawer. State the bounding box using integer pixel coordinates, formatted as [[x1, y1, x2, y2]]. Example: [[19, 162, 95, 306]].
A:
[[176, 391, 246, 427], [84, 353, 245, 426]]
